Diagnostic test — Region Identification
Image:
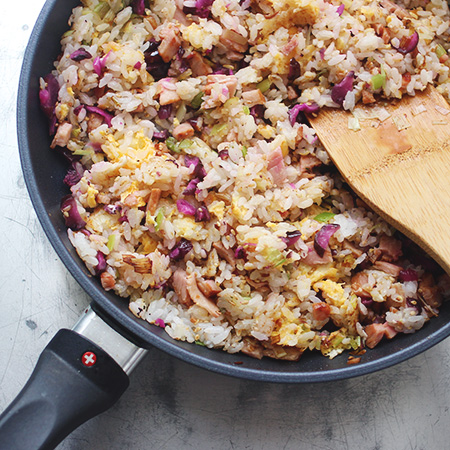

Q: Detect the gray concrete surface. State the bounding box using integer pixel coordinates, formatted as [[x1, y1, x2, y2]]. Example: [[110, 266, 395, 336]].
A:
[[1, 2, 450, 449]]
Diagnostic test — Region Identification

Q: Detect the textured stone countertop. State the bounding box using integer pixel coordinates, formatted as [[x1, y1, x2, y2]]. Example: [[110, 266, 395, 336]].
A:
[[1, 2, 450, 449]]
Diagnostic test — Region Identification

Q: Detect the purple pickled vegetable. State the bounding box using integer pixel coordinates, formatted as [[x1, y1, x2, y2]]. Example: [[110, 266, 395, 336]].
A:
[[60, 195, 86, 230], [250, 104, 264, 119], [399, 269, 418, 282], [218, 149, 229, 160], [361, 298, 374, 308], [63, 161, 84, 187], [287, 58, 300, 81], [104, 204, 122, 215], [93, 51, 111, 77], [39, 73, 60, 134], [331, 71, 354, 106], [235, 246, 246, 259], [144, 40, 170, 80], [188, 0, 214, 18], [177, 199, 196, 216], [158, 104, 172, 120], [73, 105, 84, 115], [213, 65, 234, 75], [337, 4, 345, 15], [95, 251, 107, 275], [195, 205, 211, 222], [288, 102, 320, 126], [281, 230, 302, 247], [169, 238, 193, 260], [70, 48, 92, 62], [183, 178, 200, 195], [314, 224, 340, 257], [131, 0, 146, 15], [391, 31, 419, 54], [134, 61, 142, 70], [84, 105, 114, 127], [184, 155, 206, 179], [153, 129, 169, 140]]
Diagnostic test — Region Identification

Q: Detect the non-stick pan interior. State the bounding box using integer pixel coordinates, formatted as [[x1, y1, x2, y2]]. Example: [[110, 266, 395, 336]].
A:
[[17, 0, 450, 382]]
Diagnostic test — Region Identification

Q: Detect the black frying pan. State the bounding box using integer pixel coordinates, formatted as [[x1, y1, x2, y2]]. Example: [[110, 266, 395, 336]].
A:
[[2, 0, 450, 448]]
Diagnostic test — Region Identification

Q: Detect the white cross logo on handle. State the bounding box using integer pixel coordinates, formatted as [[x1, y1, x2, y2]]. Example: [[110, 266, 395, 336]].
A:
[[81, 351, 97, 367]]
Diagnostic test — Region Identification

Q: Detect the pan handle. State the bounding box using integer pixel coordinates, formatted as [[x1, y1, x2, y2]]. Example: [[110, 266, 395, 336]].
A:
[[0, 307, 146, 450]]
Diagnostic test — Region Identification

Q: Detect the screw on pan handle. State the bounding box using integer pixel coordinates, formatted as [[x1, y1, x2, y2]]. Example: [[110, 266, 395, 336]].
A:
[[0, 329, 130, 450]]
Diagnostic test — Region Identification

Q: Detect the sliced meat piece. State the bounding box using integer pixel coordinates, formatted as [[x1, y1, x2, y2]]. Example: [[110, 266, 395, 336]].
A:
[[100, 271, 116, 291], [362, 88, 376, 104], [158, 78, 181, 105], [373, 261, 402, 277], [219, 29, 248, 53], [351, 271, 371, 296], [299, 154, 321, 175], [173, 7, 191, 26], [241, 337, 264, 360], [379, 0, 410, 19], [364, 323, 386, 349], [213, 241, 236, 269], [383, 323, 398, 339], [267, 147, 287, 186], [418, 273, 442, 309], [51, 123, 73, 149], [262, 343, 303, 361], [204, 74, 238, 97], [172, 269, 193, 307], [378, 235, 402, 262], [372, 23, 391, 44], [301, 241, 333, 265], [197, 278, 221, 297], [281, 36, 298, 55], [365, 322, 398, 349], [186, 273, 221, 317], [87, 112, 104, 133], [147, 188, 161, 215], [158, 27, 181, 63], [187, 52, 213, 76], [343, 239, 363, 258], [312, 302, 331, 321], [172, 123, 194, 140], [241, 89, 266, 107]]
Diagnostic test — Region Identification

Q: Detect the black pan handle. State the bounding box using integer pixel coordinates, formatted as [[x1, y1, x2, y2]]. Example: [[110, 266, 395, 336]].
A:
[[0, 329, 130, 450]]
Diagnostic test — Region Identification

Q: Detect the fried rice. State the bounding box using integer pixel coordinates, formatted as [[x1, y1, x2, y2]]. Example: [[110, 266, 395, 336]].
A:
[[40, 0, 450, 362]]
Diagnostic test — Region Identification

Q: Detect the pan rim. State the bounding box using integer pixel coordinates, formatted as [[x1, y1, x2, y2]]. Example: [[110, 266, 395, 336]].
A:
[[17, 0, 450, 383]]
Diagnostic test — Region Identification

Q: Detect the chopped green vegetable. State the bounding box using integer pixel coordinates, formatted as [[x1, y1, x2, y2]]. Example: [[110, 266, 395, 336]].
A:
[[178, 139, 193, 150], [371, 66, 386, 90], [107, 234, 116, 252], [436, 44, 447, 59], [165, 136, 180, 153], [155, 208, 164, 232], [73, 149, 93, 156], [314, 212, 336, 223], [211, 123, 228, 136], [195, 340, 206, 346], [257, 78, 271, 93], [93, 1, 109, 17], [191, 92, 204, 110], [241, 146, 248, 158], [243, 105, 250, 115], [264, 248, 286, 267], [176, 103, 187, 123], [71, 127, 81, 138]]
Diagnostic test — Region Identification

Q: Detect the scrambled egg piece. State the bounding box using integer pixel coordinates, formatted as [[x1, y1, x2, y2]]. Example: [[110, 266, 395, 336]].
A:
[[315, 279, 346, 307], [261, 0, 320, 37], [103, 131, 156, 165]]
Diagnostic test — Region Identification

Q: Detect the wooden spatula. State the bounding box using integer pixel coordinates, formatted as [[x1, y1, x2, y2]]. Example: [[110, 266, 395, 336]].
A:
[[308, 86, 450, 274]]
